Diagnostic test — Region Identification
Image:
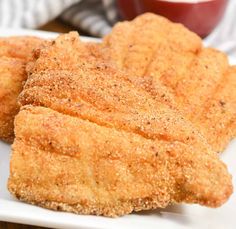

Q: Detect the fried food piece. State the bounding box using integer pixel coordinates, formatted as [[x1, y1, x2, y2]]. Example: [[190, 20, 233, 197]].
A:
[[103, 14, 201, 77], [0, 57, 26, 142], [9, 105, 232, 216], [103, 13, 236, 152], [196, 66, 236, 151], [0, 36, 43, 61], [0, 36, 43, 142], [8, 32, 232, 217]]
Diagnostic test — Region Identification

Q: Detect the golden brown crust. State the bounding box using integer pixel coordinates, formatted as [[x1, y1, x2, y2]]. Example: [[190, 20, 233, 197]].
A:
[[0, 36, 43, 61], [8, 32, 233, 217], [20, 32, 207, 147], [0, 57, 26, 142], [8, 106, 232, 217], [103, 13, 236, 152], [195, 66, 236, 152], [0, 36, 44, 142]]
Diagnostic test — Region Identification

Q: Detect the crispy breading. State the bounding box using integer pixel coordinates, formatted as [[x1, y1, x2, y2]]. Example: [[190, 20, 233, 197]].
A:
[[0, 36, 43, 61], [0, 36, 43, 142], [0, 57, 26, 142], [103, 13, 236, 152], [196, 66, 236, 151], [8, 32, 232, 217]]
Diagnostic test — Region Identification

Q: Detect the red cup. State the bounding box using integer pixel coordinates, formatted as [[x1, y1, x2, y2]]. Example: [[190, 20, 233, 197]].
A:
[[117, 0, 228, 38], [117, 0, 140, 20]]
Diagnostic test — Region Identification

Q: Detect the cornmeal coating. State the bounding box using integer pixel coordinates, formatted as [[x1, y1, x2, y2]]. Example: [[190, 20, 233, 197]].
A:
[[8, 32, 232, 217], [0, 57, 26, 142], [0, 36, 43, 142], [103, 13, 236, 152], [0, 36, 43, 61]]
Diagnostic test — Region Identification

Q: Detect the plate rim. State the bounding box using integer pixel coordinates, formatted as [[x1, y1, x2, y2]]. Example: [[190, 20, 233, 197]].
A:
[[0, 28, 100, 42]]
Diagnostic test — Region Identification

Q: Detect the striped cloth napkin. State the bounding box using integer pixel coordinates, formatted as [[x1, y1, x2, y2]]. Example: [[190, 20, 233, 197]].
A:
[[0, 0, 118, 37], [0, 0, 235, 57]]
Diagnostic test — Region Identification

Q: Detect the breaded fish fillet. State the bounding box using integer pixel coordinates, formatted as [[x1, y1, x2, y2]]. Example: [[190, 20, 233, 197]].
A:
[[8, 32, 232, 217], [103, 13, 236, 152], [0, 57, 26, 142], [0, 36, 43, 61], [0, 36, 43, 142]]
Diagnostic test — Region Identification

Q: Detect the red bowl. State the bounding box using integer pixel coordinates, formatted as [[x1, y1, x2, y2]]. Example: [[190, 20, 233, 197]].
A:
[[117, 0, 228, 38]]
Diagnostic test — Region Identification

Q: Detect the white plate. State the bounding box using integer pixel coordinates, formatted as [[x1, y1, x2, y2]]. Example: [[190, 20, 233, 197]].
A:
[[0, 29, 236, 229]]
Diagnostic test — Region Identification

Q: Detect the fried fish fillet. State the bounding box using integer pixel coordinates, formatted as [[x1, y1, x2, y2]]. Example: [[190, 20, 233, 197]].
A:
[[0, 36, 43, 61], [0, 57, 26, 142], [0, 36, 43, 142], [8, 32, 232, 217], [103, 13, 236, 152]]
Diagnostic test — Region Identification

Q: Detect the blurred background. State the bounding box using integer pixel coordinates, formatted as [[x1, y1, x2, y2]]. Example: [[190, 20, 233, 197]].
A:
[[0, 0, 235, 56], [0, 0, 236, 49]]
